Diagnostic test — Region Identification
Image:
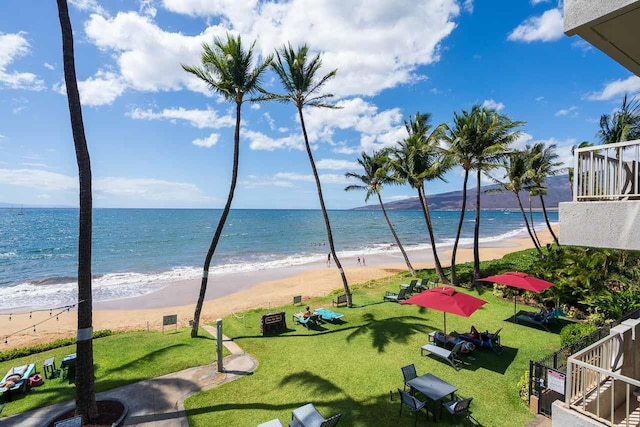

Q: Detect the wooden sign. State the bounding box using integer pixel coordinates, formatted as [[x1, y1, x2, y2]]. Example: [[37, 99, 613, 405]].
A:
[[261, 311, 287, 335]]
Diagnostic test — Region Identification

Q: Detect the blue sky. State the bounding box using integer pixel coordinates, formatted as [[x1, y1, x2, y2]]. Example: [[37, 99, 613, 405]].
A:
[[1, 0, 639, 209]]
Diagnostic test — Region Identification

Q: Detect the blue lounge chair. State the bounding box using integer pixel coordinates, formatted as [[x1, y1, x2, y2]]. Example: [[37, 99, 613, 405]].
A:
[[293, 313, 318, 330], [516, 307, 565, 331], [1, 363, 36, 399], [314, 308, 344, 323]]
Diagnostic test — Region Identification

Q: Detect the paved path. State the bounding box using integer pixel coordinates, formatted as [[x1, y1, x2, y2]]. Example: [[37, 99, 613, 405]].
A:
[[2, 325, 257, 426]]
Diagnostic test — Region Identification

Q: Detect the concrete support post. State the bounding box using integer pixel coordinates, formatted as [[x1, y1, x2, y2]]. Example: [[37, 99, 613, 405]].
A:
[[216, 318, 223, 373]]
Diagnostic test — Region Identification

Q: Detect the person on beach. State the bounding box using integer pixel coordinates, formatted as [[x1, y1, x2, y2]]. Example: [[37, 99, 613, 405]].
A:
[[302, 306, 311, 319], [357, 256, 361, 265], [327, 253, 331, 266], [362, 256, 365, 266]]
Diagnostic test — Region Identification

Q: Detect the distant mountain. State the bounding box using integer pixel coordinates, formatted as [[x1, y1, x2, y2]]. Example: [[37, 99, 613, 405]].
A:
[[353, 174, 572, 210]]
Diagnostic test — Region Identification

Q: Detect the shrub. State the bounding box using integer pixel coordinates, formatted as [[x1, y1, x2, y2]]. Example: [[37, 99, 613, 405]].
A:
[[559, 323, 597, 346], [0, 329, 113, 362], [516, 369, 530, 405]]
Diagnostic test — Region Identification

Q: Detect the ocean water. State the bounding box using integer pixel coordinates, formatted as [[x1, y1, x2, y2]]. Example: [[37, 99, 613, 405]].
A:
[[0, 208, 557, 310]]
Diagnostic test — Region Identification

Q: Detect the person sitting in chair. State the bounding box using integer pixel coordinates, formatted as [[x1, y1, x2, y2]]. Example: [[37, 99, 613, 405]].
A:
[[460, 325, 480, 340], [434, 332, 476, 353], [302, 306, 311, 319], [533, 302, 554, 321]]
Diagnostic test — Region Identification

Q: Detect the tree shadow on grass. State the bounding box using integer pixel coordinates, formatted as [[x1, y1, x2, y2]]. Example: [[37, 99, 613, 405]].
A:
[[346, 313, 429, 353]]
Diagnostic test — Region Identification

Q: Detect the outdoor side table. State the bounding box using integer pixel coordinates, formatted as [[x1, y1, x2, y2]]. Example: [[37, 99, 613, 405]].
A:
[[43, 357, 56, 379], [61, 353, 77, 382]]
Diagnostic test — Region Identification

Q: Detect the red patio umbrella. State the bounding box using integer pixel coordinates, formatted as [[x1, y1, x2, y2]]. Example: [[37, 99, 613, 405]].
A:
[[477, 272, 554, 322], [401, 286, 487, 334]]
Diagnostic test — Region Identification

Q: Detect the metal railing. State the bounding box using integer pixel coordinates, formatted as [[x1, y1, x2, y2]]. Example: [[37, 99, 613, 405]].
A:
[[566, 333, 640, 426], [573, 140, 640, 201]]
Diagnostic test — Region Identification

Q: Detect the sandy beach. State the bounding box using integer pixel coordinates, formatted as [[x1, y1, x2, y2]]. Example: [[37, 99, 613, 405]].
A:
[[0, 228, 556, 350]]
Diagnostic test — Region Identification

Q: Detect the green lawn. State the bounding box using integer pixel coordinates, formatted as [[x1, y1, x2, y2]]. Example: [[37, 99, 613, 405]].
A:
[[0, 328, 221, 417], [185, 278, 565, 426]]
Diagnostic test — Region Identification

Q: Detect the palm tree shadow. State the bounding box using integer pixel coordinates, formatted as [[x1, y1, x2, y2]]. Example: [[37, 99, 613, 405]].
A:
[[346, 313, 429, 353]]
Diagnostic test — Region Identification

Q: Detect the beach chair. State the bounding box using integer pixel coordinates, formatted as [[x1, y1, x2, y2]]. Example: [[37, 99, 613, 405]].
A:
[[290, 403, 342, 427], [0, 363, 36, 400], [401, 364, 417, 392], [420, 342, 463, 370], [400, 279, 418, 294], [516, 307, 564, 332], [383, 287, 409, 303], [314, 308, 344, 323], [293, 313, 318, 330], [442, 395, 473, 426], [455, 328, 503, 354]]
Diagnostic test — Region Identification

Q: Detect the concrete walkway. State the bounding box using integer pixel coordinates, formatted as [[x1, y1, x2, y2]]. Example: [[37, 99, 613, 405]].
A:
[[2, 325, 257, 426]]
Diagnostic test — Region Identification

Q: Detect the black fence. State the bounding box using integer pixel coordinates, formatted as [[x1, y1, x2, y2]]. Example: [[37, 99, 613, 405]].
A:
[[528, 308, 640, 417]]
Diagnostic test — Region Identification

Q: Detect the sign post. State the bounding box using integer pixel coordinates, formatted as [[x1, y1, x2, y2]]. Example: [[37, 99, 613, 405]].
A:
[[162, 314, 177, 333], [216, 318, 223, 373]]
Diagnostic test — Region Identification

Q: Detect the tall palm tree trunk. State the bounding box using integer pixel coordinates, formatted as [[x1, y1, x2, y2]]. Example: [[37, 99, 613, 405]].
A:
[[191, 101, 241, 337], [450, 169, 469, 285], [528, 195, 542, 249], [299, 110, 352, 306], [516, 193, 543, 255], [56, 0, 98, 420], [473, 169, 482, 284], [539, 194, 559, 245], [376, 192, 415, 276], [418, 187, 449, 284]]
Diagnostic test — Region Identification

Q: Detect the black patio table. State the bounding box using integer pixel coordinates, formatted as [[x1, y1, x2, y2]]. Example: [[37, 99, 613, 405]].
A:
[[406, 373, 457, 421]]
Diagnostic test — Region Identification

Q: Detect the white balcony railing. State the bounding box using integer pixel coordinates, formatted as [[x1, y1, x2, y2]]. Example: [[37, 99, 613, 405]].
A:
[[566, 333, 640, 426], [573, 140, 640, 201]]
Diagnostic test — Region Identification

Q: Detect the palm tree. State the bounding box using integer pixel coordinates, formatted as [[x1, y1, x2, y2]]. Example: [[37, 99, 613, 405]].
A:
[[445, 106, 524, 284], [526, 142, 562, 245], [345, 151, 416, 276], [387, 112, 450, 284], [56, 0, 98, 420], [182, 35, 272, 337], [260, 44, 353, 306], [598, 94, 640, 145], [489, 151, 543, 255]]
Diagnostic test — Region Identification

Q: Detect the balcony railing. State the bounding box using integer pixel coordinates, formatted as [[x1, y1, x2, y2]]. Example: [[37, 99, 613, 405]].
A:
[[573, 140, 640, 201], [566, 333, 640, 426]]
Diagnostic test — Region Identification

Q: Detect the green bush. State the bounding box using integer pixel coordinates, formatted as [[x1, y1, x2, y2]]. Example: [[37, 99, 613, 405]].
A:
[[559, 323, 597, 346], [0, 329, 113, 362], [516, 369, 530, 405]]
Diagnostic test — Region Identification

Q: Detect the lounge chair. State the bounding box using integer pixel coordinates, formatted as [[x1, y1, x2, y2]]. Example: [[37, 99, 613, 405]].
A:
[[398, 388, 428, 427], [420, 342, 463, 370], [314, 308, 344, 323], [290, 403, 342, 427], [258, 419, 284, 427], [0, 363, 36, 399], [293, 313, 319, 330], [400, 279, 418, 294], [516, 307, 564, 332], [383, 287, 410, 303], [456, 328, 503, 354]]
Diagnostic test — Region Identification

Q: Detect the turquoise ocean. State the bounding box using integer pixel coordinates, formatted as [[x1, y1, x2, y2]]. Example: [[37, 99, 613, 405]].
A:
[[0, 208, 557, 310]]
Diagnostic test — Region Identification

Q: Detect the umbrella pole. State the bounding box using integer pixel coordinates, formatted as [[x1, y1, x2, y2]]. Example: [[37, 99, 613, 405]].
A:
[[514, 296, 517, 323], [443, 313, 447, 335]]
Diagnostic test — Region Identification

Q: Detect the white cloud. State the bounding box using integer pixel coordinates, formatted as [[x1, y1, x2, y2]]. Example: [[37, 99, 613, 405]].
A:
[[508, 8, 564, 43], [0, 169, 77, 190], [86, 1, 461, 101], [585, 76, 640, 101], [530, 137, 576, 171], [530, 0, 550, 4], [192, 133, 220, 148], [316, 158, 359, 170], [128, 106, 235, 129], [332, 143, 359, 155], [245, 130, 303, 151], [535, 96, 545, 102], [43, 62, 55, 70], [462, 0, 474, 13], [555, 106, 578, 117], [0, 32, 45, 91], [482, 99, 505, 112], [275, 171, 350, 185], [68, 0, 108, 16], [139, 0, 158, 17], [512, 132, 534, 150], [94, 177, 211, 205], [240, 174, 296, 189], [385, 194, 413, 202], [54, 70, 127, 106]]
